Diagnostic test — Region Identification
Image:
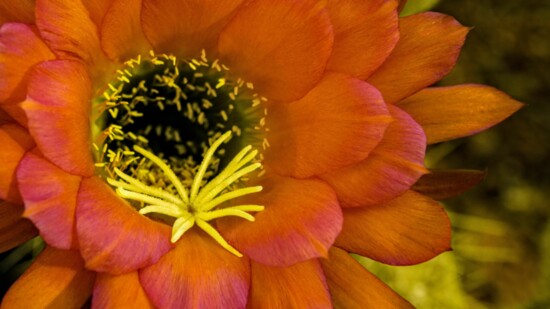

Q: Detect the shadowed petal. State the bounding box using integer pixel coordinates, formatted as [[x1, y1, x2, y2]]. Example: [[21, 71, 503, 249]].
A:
[[83, 0, 112, 27], [413, 169, 486, 200], [17, 152, 81, 250], [142, 0, 244, 57], [218, 174, 342, 266], [320, 105, 427, 207], [247, 259, 331, 309], [335, 190, 451, 265], [76, 177, 173, 274], [320, 247, 413, 308], [23, 60, 95, 177], [368, 12, 469, 103], [0, 123, 34, 204], [0, 0, 34, 24], [101, 0, 152, 61], [0, 201, 37, 253], [218, 0, 333, 102], [397, 84, 523, 144], [2, 247, 95, 309], [265, 73, 391, 178], [93, 272, 154, 309], [139, 230, 249, 309], [326, 0, 399, 79]]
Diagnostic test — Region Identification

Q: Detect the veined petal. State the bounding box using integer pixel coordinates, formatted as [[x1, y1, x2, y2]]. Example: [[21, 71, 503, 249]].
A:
[[247, 259, 331, 309], [320, 247, 413, 308], [93, 272, 154, 309], [139, 230, 250, 309], [101, 0, 152, 61], [141, 0, 244, 57], [0, 1, 34, 25], [397, 84, 523, 144], [218, 0, 333, 102], [218, 174, 343, 267], [368, 12, 469, 103], [23, 60, 95, 177], [265, 73, 391, 178], [0, 201, 37, 253], [83, 0, 112, 27], [326, 0, 399, 79], [17, 152, 81, 250], [76, 177, 173, 274], [0, 23, 54, 105], [35, 0, 103, 65], [335, 190, 451, 265], [320, 105, 427, 207], [0, 123, 34, 204], [2, 247, 95, 309]]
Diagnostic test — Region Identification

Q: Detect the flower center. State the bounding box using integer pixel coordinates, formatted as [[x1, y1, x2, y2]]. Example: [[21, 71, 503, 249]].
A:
[[91, 51, 268, 256]]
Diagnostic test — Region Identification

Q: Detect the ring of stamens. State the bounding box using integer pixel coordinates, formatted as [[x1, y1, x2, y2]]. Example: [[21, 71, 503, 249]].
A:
[[107, 131, 264, 257]]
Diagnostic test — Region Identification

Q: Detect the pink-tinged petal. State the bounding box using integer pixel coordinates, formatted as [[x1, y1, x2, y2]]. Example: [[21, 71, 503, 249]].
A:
[[326, 0, 399, 79], [0, 1, 34, 24], [367, 12, 469, 103], [247, 259, 331, 309], [76, 176, 173, 274], [0, 23, 55, 104], [23, 60, 95, 177], [321, 247, 413, 308], [218, 174, 343, 267], [218, 0, 334, 102], [0, 123, 34, 204], [139, 230, 249, 309], [335, 190, 451, 265], [0, 201, 38, 253], [101, 0, 152, 61], [397, 84, 524, 144], [320, 105, 427, 207], [93, 272, 154, 309], [141, 0, 244, 57], [413, 169, 486, 200], [35, 0, 103, 65], [83, 0, 112, 27], [265, 73, 391, 178], [17, 152, 81, 250], [2, 247, 95, 309]]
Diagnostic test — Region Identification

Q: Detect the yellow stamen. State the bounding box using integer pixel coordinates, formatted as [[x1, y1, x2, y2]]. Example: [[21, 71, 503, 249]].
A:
[[107, 131, 264, 257]]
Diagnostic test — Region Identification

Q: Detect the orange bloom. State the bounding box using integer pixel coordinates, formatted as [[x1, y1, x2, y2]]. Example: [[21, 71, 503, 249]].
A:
[[0, 0, 521, 308]]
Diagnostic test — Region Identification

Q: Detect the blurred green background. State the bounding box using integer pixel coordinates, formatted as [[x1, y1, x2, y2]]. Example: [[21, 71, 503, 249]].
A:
[[362, 0, 550, 308]]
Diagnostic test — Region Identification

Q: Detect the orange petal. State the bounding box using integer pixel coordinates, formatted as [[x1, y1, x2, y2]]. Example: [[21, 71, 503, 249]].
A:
[[412, 169, 486, 200], [0, 123, 34, 204], [0, 1, 34, 24], [35, 0, 103, 65], [247, 259, 331, 309], [218, 0, 333, 102], [93, 272, 154, 309], [139, 230, 250, 309], [397, 0, 408, 12], [2, 247, 95, 309], [17, 152, 81, 250], [367, 12, 469, 103], [0, 201, 38, 253], [83, 0, 112, 27], [76, 176, 173, 274], [397, 84, 524, 144], [335, 190, 451, 265], [320, 247, 413, 308], [265, 73, 391, 178], [320, 105, 427, 207], [326, 0, 399, 79], [0, 23, 55, 104], [218, 174, 342, 267], [101, 0, 152, 61], [141, 0, 244, 57], [23, 60, 95, 177]]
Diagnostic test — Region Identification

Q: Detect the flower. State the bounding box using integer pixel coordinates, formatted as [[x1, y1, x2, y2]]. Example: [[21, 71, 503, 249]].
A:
[[0, 0, 522, 308]]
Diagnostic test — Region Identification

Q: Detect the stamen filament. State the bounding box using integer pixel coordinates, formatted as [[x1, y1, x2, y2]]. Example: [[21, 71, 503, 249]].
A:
[[196, 219, 243, 257], [139, 205, 186, 218], [110, 168, 184, 205], [116, 188, 182, 211], [198, 208, 256, 222], [200, 186, 263, 211], [172, 215, 195, 243]]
